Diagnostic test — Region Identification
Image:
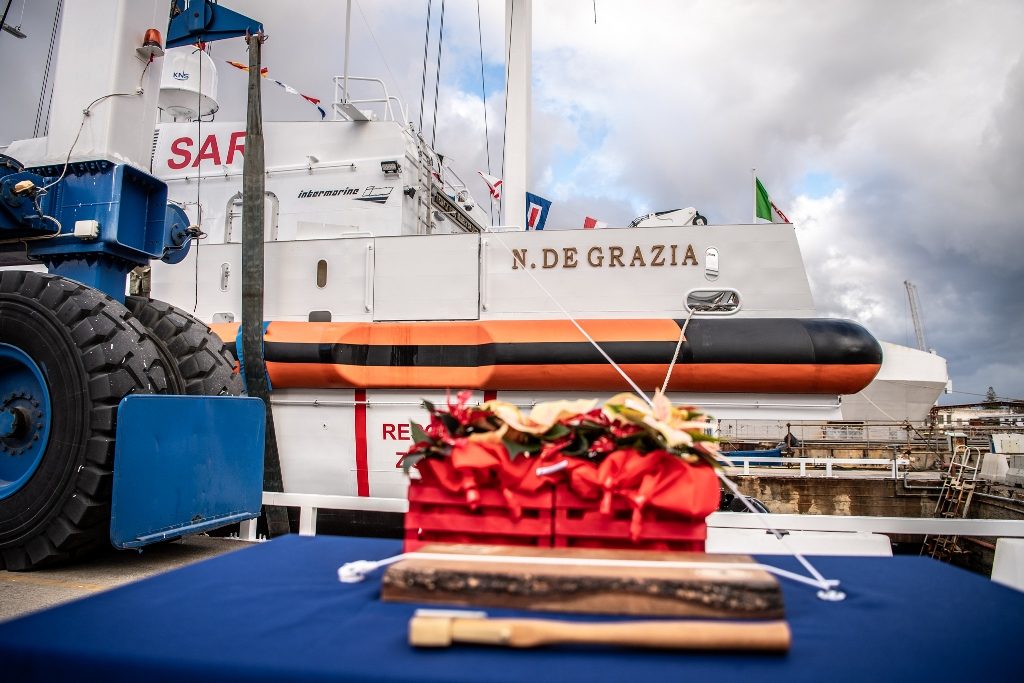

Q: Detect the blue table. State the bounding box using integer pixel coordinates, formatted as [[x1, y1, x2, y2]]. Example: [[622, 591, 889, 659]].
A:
[[1, 535, 1021, 682]]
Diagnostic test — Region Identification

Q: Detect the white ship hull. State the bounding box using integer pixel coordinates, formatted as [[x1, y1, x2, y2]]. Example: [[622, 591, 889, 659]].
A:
[[840, 342, 948, 422]]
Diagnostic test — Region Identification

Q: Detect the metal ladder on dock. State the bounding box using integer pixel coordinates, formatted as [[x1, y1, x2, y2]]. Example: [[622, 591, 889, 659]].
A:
[[922, 445, 982, 561]]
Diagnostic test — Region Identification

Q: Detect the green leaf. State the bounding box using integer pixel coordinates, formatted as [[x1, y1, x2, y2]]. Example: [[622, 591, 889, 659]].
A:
[[400, 453, 426, 474], [422, 399, 436, 414], [503, 438, 536, 460], [562, 436, 589, 457], [438, 413, 460, 435], [691, 431, 718, 442], [410, 421, 430, 444], [543, 424, 571, 439]]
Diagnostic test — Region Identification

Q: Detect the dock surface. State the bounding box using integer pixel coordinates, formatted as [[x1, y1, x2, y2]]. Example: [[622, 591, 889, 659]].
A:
[[1, 535, 248, 623]]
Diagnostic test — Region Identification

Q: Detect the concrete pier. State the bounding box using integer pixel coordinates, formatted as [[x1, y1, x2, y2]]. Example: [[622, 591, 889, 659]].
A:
[[0, 535, 247, 623]]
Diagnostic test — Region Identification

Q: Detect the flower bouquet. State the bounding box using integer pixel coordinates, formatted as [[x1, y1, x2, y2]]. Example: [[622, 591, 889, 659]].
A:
[[399, 390, 722, 551]]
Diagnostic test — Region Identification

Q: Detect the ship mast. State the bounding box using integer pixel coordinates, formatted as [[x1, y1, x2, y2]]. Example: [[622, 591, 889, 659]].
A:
[[501, 0, 531, 228]]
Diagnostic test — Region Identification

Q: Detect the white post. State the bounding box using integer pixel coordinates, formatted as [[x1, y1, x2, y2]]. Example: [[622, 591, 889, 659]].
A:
[[751, 167, 757, 223], [343, 0, 352, 102], [501, 0, 531, 228], [238, 518, 259, 541], [299, 506, 318, 536]]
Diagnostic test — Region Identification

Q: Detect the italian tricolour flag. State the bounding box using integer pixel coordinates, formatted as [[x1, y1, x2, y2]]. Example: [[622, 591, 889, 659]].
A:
[[755, 177, 790, 223]]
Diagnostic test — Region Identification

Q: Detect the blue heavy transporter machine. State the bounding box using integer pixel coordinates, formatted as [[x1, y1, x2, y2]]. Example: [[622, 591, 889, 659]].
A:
[[0, 1, 267, 570]]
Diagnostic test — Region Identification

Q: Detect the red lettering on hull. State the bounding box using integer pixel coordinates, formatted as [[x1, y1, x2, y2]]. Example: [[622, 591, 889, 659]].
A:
[[164, 131, 245, 169]]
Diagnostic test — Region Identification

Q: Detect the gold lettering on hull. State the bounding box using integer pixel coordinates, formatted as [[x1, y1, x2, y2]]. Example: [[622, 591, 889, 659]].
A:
[[681, 244, 698, 266], [512, 249, 528, 270], [513, 244, 700, 270]]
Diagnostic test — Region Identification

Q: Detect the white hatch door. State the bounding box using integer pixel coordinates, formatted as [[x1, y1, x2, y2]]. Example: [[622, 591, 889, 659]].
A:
[[372, 234, 480, 321]]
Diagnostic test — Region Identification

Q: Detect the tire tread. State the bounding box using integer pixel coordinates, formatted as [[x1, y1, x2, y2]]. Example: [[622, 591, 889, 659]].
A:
[[0, 271, 175, 570], [124, 296, 243, 397]]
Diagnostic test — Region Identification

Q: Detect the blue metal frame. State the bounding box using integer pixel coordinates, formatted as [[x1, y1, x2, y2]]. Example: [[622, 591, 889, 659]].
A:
[[0, 343, 52, 501], [0, 157, 51, 238], [110, 395, 265, 549], [1, 160, 193, 301], [167, 0, 263, 48], [30, 163, 192, 301]]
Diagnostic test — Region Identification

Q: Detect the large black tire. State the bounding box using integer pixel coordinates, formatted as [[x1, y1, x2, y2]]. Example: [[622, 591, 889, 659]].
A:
[[124, 297, 243, 397], [0, 271, 181, 570]]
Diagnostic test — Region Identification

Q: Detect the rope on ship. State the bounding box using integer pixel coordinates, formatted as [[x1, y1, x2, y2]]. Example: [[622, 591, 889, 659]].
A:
[[474, 226, 845, 599]]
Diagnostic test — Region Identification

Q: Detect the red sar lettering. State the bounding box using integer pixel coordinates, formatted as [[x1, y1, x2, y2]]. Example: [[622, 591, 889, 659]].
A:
[[165, 131, 245, 170]]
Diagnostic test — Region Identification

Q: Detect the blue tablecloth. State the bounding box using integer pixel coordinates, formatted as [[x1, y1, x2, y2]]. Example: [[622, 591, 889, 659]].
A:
[[1, 535, 1021, 682]]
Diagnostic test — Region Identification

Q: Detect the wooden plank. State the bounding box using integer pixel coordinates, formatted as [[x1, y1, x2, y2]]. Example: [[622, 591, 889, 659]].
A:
[[381, 543, 784, 619]]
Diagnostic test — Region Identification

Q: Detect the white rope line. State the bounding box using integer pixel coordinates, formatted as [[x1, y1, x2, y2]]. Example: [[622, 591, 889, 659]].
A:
[[660, 304, 699, 394], [649, 302, 837, 588], [483, 230, 653, 406], [856, 389, 899, 421], [716, 471, 836, 592], [337, 551, 838, 592]]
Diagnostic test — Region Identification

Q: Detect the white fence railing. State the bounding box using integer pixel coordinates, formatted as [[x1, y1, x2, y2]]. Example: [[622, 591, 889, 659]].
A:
[[725, 456, 910, 478], [235, 494, 1024, 542]]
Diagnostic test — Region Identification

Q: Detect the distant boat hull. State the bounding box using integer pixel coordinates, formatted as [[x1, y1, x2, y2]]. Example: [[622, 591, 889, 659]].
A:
[[840, 341, 948, 422]]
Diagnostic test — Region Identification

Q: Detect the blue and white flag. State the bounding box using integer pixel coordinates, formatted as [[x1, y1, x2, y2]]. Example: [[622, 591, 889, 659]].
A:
[[525, 192, 552, 231]]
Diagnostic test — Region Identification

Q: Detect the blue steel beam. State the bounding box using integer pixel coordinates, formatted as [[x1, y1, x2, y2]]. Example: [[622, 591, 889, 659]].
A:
[[167, 0, 263, 48]]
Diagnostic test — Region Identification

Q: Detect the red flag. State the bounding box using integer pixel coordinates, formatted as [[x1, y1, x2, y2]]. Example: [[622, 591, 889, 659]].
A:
[[478, 172, 502, 200]]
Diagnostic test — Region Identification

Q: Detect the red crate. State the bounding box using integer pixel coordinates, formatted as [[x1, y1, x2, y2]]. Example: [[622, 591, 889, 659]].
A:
[[552, 487, 706, 552], [404, 483, 554, 552]]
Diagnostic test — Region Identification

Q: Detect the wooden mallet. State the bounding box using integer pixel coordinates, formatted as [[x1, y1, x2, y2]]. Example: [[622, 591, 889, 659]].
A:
[[409, 609, 791, 652]]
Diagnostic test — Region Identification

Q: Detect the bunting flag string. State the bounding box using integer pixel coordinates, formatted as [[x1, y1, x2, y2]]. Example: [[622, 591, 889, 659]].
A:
[[225, 60, 327, 120]]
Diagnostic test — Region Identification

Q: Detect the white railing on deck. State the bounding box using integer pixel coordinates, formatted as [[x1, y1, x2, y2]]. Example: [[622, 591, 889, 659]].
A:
[[332, 76, 407, 123], [726, 456, 910, 479]]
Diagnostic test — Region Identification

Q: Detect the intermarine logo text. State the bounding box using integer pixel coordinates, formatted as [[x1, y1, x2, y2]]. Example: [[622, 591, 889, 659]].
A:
[[511, 244, 699, 270]]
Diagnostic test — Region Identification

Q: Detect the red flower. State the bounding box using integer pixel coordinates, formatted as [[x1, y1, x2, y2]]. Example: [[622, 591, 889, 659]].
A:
[[610, 422, 642, 439], [445, 389, 475, 423], [539, 435, 573, 459], [425, 414, 455, 444], [580, 408, 612, 426]]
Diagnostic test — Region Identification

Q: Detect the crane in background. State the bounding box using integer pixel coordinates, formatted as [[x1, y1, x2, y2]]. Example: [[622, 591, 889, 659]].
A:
[[904, 280, 928, 352]]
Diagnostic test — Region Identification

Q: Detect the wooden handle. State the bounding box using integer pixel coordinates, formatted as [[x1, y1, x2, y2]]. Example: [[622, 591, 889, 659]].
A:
[[411, 616, 791, 652], [507, 618, 791, 651]]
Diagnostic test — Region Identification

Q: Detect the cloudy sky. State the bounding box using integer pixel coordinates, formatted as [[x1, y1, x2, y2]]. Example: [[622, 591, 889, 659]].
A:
[[2, 0, 1022, 405]]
